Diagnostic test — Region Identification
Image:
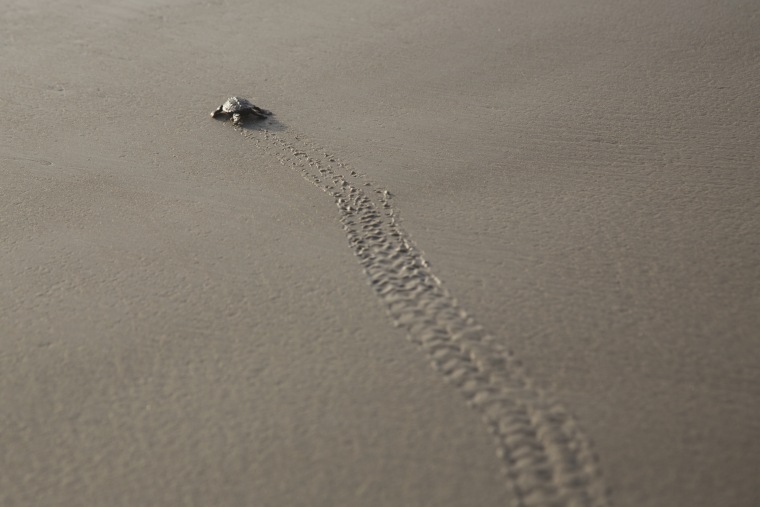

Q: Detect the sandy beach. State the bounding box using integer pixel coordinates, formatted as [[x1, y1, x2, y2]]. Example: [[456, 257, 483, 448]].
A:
[[2, 1, 759, 506]]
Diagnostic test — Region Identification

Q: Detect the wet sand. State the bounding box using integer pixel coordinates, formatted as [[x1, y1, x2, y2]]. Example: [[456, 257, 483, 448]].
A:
[[2, 1, 759, 506]]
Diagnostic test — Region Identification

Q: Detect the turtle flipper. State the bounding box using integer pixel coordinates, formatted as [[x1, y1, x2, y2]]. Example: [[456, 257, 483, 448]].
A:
[[250, 105, 272, 118]]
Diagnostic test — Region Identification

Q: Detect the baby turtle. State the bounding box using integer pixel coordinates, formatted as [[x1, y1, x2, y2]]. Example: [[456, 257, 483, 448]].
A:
[[211, 96, 272, 125]]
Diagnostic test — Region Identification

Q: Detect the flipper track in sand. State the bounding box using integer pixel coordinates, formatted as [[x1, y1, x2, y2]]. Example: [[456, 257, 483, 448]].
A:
[[243, 127, 611, 507]]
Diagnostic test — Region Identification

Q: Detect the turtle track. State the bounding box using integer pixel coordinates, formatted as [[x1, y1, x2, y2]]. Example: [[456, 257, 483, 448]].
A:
[[243, 128, 611, 507]]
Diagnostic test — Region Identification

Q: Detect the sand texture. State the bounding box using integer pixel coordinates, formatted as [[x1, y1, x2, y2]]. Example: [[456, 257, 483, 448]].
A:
[[2, 1, 759, 506]]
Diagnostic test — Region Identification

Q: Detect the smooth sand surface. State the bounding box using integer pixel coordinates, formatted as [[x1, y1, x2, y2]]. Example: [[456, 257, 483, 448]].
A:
[[2, 1, 759, 506]]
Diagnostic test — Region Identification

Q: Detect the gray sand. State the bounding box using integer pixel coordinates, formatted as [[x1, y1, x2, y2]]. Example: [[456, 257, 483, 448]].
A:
[[2, 1, 759, 506]]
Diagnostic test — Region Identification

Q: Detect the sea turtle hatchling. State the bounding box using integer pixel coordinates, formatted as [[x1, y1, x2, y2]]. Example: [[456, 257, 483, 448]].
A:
[[211, 96, 272, 125]]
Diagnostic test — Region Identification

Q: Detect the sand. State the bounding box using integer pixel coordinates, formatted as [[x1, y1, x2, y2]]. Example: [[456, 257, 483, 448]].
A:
[[2, 0, 759, 506]]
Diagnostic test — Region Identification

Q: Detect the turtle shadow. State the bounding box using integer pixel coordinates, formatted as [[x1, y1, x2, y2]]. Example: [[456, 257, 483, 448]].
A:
[[244, 116, 287, 132], [213, 114, 287, 132]]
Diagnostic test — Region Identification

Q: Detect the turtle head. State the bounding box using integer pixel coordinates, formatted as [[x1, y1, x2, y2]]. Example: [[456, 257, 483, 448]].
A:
[[210, 105, 225, 118]]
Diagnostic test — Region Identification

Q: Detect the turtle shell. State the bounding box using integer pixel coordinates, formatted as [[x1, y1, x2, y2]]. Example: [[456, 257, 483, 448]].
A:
[[222, 97, 254, 113]]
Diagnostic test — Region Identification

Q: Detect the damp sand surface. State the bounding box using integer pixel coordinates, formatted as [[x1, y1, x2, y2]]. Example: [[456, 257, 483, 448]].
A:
[[2, 1, 759, 506]]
